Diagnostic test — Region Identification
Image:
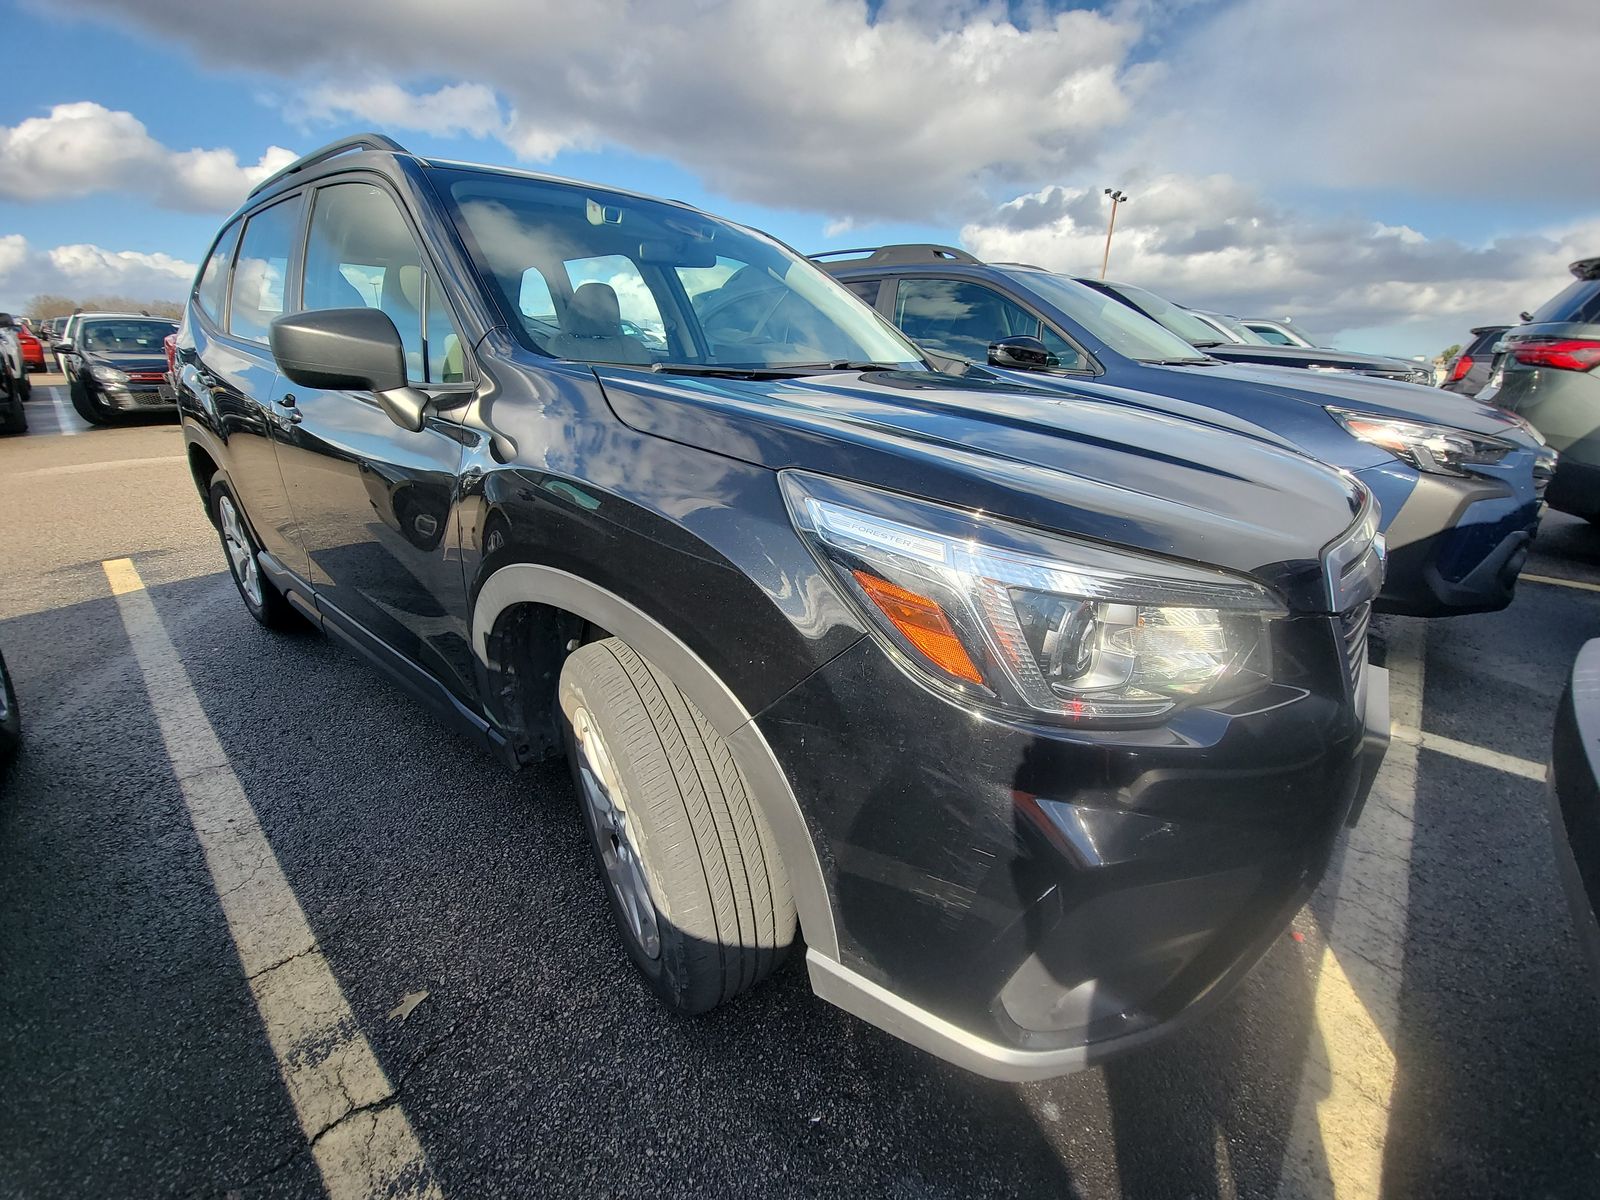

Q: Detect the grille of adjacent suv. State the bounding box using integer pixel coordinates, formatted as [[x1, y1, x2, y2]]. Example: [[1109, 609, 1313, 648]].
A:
[[1339, 601, 1372, 687]]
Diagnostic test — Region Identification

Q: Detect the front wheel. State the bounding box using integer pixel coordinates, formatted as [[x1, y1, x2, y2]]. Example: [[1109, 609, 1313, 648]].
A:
[[209, 477, 297, 629], [559, 638, 795, 1014], [70, 377, 109, 426]]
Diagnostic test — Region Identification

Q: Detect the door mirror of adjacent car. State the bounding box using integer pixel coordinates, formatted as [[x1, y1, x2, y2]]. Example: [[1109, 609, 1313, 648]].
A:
[[55, 339, 72, 353], [988, 335, 1059, 372], [269, 308, 427, 432]]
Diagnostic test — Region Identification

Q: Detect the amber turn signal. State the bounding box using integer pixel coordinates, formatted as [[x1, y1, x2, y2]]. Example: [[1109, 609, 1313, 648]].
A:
[[851, 569, 984, 686]]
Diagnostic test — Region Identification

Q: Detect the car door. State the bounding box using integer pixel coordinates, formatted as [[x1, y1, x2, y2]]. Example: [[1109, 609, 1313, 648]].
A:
[[189, 199, 309, 576], [268, 176, 478, 704]]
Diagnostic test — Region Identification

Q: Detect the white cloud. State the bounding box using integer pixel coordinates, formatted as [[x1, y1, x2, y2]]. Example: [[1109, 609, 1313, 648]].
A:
[[0, 234, 195, 309], [66, 0, 1148, 220], [0, 102, 295, 212], [291, 81, 505, 140], [962, 174, 1598, 339], [1126, 0, 1600, 203]]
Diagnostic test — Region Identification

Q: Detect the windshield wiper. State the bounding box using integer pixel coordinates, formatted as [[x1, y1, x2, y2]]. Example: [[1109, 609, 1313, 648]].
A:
[[1190, 340, 1227, 349], [650, 362, 811, 379]]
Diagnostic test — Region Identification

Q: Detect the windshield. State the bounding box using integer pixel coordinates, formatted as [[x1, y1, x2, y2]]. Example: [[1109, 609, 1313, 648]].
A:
[[1090, 281, 1228, 347], [440, 169, 924, 371], [1203, 311, 1271, 345], [79, 319, 176, 353], [1003, 270, 1211, 364]]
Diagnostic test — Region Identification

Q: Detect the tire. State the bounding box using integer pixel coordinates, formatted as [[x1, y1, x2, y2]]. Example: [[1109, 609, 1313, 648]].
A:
[[209, 477, 297, 629], [559, 637, 796, 1014], [1, 400, 26, 434], [0, 650, 20, 760], [17, 375, 29, 403], [70, 376, 109, 426]]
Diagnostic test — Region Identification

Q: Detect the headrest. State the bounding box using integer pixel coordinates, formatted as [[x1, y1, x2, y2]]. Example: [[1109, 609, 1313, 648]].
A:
[[567, 282, 622, 338]]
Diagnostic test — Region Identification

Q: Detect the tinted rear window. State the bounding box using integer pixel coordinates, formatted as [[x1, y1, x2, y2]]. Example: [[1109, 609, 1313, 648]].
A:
[[1529, 279, 1600, 325]]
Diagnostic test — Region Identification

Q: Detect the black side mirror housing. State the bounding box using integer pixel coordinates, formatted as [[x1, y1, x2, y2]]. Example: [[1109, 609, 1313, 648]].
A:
[[269, 308, 426, 432], [988, 335, 1059, 372]]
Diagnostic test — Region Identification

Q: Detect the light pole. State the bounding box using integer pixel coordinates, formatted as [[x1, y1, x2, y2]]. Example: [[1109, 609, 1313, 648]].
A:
[[1100, 188, 1129, 280]]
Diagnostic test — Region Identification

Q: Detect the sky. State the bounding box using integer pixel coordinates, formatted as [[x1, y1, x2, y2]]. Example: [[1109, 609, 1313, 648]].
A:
[[1, 0, 1596, 358]]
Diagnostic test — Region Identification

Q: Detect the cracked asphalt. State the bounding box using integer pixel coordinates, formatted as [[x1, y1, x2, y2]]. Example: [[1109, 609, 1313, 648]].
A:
[[3, 382, 1600, 1198]]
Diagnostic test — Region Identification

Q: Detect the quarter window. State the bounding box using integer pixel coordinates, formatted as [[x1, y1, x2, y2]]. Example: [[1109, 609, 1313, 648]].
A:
[[229, 199, 300, 345]]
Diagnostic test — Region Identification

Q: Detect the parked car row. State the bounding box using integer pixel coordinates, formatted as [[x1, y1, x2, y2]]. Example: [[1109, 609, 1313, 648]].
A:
[[0, 310, 180, 436], [816, 244, 1549, 618]]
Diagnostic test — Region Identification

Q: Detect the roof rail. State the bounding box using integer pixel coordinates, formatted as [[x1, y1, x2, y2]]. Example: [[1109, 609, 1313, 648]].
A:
[[247, 132, 410, 199], [807, 244, 981, 270]]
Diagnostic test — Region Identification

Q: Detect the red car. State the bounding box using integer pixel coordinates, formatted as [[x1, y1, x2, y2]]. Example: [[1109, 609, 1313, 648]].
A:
[[15, 323, 45, 372]]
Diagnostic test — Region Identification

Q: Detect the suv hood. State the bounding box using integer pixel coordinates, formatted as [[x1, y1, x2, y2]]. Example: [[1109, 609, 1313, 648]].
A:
[[595, 366, 1363, 611], [1204, 343, 1424, 376], [1179, 360, 1534, 442]]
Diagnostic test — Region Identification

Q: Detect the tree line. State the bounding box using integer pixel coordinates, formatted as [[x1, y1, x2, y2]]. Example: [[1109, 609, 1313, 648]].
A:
[[26, 294, 183, 321]]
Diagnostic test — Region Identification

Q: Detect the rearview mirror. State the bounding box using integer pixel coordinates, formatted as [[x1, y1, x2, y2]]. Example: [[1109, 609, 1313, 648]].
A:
[[269, 308, 427, 432], [988, 335, 1059, 372]]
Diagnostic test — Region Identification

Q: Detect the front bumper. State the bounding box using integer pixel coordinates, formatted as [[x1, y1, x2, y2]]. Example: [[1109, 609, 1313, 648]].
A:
[[102, 382, 178, 413], [765, 617, 1389, 1080], [1360, 461, 1541, 616]]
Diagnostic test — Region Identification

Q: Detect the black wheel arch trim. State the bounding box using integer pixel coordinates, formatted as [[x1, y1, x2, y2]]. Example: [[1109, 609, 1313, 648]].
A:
[[471, 562, 839, 961]]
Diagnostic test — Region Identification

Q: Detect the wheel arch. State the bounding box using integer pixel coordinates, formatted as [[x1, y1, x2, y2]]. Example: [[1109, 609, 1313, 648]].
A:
[[472, 562, 838, 960]]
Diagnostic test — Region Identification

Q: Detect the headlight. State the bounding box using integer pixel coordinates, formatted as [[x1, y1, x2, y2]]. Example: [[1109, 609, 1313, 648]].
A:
[[90, 364, 129, 386], [1327, 407, 1512, 476], [782, 472, 1285, 724]]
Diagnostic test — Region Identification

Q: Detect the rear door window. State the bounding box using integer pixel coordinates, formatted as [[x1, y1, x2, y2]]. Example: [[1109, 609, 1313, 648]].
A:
[[229, 198, 301, 344]]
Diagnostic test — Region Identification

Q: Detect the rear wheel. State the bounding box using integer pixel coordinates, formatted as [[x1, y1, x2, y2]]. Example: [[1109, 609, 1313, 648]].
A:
[[210, 477, 296, 629], [558, 637, 795, 1014]]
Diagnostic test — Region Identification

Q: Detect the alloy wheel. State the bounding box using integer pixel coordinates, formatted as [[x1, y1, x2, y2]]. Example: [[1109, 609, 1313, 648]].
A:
[[571, 706, 661, 960], [218, 494, 264, 608]]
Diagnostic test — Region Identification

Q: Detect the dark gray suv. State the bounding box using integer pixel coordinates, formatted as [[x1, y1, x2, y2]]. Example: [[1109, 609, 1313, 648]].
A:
[[1481, 257, 1600, 520]]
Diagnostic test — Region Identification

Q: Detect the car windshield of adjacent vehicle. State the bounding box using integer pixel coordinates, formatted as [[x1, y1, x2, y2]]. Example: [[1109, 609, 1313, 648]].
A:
[[1205, 312, 1272, 345], [1001, 269, 1213, 365], [1087, 280, 1230, 348], [79, 319, 177, 353], [440, 169, 925, 374]]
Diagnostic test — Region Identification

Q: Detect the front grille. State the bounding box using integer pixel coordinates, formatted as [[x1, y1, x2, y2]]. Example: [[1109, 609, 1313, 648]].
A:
[[1339, 601, 1372, 686]]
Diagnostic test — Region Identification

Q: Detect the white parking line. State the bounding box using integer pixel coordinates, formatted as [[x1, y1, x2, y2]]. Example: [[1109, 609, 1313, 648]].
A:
[[102, 558, 442, 1200], [17, 455, 186, 478], [1276, 619, 1426, 1200], [1391, 724, 1546, 783], [1521, 572, 1600, 595], [49, 387, 81, 436]]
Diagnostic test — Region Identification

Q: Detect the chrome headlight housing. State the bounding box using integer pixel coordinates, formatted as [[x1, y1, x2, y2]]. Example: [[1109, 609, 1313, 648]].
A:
[[1327, 407, 1513, 477], [90, 364, 129, 387], [782, 472, 1286, 725]]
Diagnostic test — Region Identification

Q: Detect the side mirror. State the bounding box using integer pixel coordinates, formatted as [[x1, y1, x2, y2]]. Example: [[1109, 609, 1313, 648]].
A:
[[988, 335, 1059, 372], [1519, 311, 1534, 323], [55, 339, 73, 354], [269, 308, 426, 432]]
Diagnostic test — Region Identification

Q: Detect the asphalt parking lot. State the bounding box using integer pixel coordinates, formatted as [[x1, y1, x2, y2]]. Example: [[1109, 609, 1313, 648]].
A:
[[3, 375, 1599, 1199]]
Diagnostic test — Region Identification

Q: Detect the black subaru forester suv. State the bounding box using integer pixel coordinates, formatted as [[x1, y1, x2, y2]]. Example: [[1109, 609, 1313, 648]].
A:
[[176, 134, 1388, 1080]]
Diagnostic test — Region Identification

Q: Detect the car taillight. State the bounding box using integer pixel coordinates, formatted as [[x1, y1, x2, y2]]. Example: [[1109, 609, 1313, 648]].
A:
[[1511, 338, 1600, 372], [1448, 354, 1474, 383]]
